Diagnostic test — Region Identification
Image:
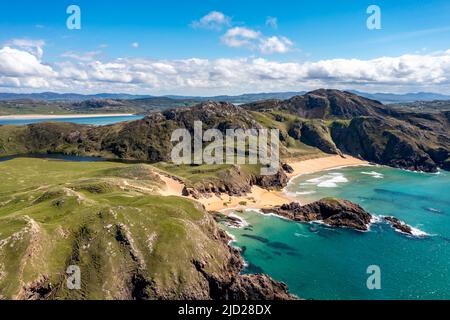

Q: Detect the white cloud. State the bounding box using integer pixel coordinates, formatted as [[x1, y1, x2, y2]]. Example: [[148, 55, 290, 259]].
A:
[[131, 42, 139, 48], [191, 11, 231, 30], [1, 43, 450, 95], [259, 36, 293, 54], [61, 51, 102, 62], [0, 46, 54, 77], [221, 27, 261, 48], [221, 27, 293, 54], [5, 39, 45, 59], [266, 17, 278, 29], [193, 13, 291, 54]]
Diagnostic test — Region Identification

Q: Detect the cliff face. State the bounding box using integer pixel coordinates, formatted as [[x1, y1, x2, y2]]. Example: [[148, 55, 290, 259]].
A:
[[181, 165, 288, 199], [330, 115, 449, 172], [244, 90, 450, 173]]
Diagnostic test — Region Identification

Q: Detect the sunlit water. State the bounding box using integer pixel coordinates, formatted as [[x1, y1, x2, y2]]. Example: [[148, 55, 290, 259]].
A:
[[0, 115, 143, 126], [225, 166, 450, 299]]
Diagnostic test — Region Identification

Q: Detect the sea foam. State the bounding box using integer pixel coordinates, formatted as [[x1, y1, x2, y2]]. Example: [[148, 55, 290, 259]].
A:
[[305, 173, 348, 188], [361, 171, 384, 179]]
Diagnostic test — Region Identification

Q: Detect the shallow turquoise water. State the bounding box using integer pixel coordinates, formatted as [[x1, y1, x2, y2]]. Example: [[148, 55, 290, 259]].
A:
[[226, 166, 450, 300], [0, 115, 143, 126]]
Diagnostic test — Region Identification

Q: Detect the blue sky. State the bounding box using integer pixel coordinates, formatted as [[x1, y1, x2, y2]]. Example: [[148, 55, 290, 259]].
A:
[[0, 0, 449, 95]]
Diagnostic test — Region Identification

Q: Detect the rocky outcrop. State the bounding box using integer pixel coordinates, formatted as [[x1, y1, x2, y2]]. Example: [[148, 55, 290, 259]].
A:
[[281, 162, 294, 174], [193, 230, 296, 300], [182, 165, 288, 198], [383, 216, 414, 235], [251, 168, 288, 190], [225, 274, 294, 300], [262, 199, 372, 231]]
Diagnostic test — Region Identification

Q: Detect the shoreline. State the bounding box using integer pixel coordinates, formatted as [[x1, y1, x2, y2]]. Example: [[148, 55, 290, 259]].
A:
[[193, 155, 370, 211], [0, 113, 136, 120]]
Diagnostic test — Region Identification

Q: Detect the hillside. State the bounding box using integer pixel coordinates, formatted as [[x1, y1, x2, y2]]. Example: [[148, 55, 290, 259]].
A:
[[0, 90, 449, 175], [243, 89, 450, 172], [0, 158, 293, 300]]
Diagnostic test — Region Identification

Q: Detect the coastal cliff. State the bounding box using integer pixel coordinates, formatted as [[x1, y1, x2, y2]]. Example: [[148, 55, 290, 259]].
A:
[[0, 158, 294, 300]]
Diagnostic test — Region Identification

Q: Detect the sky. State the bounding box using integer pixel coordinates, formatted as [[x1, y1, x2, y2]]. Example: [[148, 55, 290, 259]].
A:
[[0, 0, 449, 95]]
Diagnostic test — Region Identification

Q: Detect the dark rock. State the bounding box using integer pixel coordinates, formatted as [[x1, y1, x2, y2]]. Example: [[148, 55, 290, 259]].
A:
[[193, 229, 297, 300], [383, 216, 414, 235], [262, 198, 372, 231], [281, 162, 294, 174]]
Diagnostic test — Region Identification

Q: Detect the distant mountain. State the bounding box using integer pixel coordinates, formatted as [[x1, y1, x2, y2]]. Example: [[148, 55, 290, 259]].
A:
[[166, 92, 306, 104], [0, 91, 305, 103], [0, 92, 153, 101], [243, 89, 384, 119], [390, 100, 450, 111], [1, 90, 450, 105], [349, 90, 450, 104], [2, 89, 449, 173]]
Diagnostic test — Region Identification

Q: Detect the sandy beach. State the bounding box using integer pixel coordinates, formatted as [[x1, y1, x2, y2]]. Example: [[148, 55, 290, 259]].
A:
[[285, 154, 369, 179], [0, 113, 136, 120], [156, 155, 369, 211]]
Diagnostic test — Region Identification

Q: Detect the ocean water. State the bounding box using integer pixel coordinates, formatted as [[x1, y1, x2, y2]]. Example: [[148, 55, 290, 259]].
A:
[[0, 115, 143, 126], [0, 153, 106, 163], [226, 166, 450, 300]]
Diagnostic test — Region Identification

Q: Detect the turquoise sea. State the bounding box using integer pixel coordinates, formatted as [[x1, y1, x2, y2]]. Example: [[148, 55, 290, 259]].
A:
[[225, 166, 450, 300], [0, 115, 143, 126]]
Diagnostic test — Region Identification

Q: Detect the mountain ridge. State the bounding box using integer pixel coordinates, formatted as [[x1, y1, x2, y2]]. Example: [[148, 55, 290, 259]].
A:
[[1, 90, 449, 174], [1, 90, 450, 104]]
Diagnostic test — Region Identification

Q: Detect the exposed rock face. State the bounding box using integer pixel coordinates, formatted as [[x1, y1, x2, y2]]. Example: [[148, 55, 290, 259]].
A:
[[383, 216, 413, 235], [181, 165, 288, 198], [225, 274, 294, 300], [243, 89, 449, 173], [251, 169, 288, 190], [262, 199, 372, 231], [193, 230, 296, 300], [281, 162, 294, 174], [330, 116, 445, 172]]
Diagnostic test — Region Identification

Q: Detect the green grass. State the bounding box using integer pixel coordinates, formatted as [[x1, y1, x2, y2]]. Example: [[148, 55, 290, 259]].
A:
[[250, 111, 326, 160], [0, 158, 232, 299]]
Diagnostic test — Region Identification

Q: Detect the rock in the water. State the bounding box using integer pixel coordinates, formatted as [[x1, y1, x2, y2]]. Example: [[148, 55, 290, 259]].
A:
[[262, 198, 372, 231], [383, 216, 413, 235]]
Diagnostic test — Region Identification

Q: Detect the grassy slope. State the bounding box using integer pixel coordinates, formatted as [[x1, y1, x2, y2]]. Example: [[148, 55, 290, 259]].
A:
[[250, 110, 327, 160], [0, 158, 232, 299]]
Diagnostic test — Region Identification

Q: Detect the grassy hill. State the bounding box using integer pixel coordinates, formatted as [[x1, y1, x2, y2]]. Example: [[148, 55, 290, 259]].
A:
[[0, 158, 292, 300]]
